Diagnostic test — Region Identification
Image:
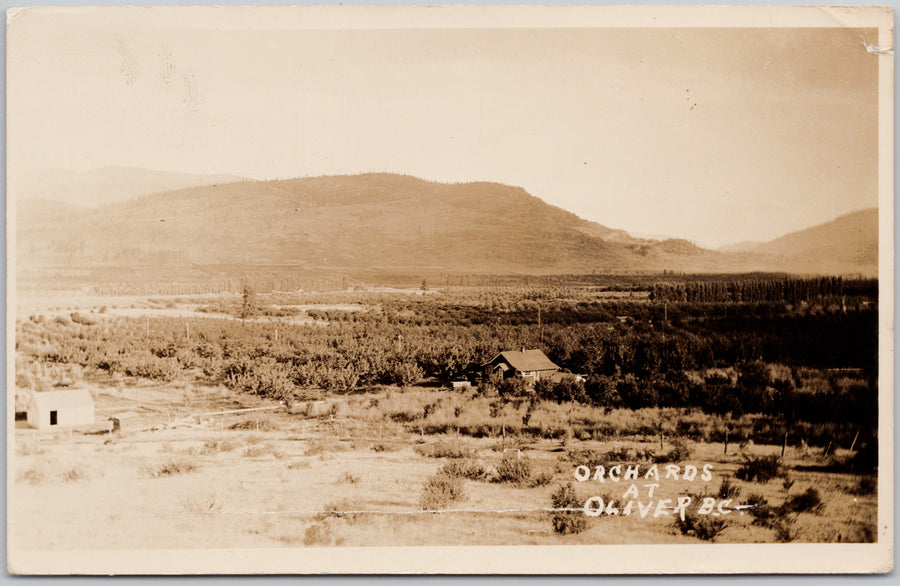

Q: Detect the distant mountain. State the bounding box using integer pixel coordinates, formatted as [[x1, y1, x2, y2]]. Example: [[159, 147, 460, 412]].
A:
[[14, 167, 247, 208], [754, 208, 877, 261], [17, 173, 718, 273], [720, 209, 878, 275]]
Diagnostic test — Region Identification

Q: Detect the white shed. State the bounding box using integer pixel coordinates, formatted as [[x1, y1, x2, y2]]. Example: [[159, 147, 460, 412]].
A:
[[26, 390, 95, 431]]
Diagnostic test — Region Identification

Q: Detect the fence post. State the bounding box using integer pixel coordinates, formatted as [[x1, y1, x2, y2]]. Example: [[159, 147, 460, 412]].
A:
[[849, 430, 860, 453]]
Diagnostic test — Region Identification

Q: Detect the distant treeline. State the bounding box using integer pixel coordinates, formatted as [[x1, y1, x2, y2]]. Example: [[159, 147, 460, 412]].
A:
[[649, 277, 876, 304], [21, 264, 878, 297]]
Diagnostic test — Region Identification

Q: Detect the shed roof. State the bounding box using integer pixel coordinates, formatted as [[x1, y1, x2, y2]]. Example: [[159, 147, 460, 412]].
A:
[[487, 349, 559, 373], [29, 389, 94, 411]]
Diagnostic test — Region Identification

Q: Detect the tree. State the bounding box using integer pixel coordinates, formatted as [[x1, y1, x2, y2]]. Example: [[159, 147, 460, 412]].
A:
[[547, 377, 588, 404], [240, 284, 258, 319], [497, 376, 531, 399]]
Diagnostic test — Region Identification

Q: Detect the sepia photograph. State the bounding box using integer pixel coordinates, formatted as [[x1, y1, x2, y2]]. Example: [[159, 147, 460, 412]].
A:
[[6, 5, 894, 574]]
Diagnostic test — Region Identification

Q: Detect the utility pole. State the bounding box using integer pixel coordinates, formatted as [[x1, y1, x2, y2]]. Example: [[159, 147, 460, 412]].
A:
[[538, 303, 542, 344]]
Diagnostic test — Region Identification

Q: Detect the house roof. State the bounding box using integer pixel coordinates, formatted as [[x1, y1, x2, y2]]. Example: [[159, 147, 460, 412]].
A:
[[487, 349, 559, 373], [28, 389, 94, 411]]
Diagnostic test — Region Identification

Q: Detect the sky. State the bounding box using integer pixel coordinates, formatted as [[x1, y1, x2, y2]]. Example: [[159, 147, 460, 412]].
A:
[[8, 8, 882, 248]]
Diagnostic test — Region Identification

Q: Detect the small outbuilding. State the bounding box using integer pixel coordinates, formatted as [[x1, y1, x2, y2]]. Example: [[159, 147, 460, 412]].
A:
[[26, 389, 95, 431], [108, 411, 142, 434]]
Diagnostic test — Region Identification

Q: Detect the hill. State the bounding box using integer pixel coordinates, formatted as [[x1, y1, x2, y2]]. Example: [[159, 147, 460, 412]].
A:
[[15, 173, 878, 277], [14, 167, 247, 208], [754, 208, 877, 262], [17, 173, 720, 273], [720, 209, 878, 276]]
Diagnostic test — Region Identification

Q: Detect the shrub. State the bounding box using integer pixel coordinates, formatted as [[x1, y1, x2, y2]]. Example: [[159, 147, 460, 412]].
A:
[[567, 448, 606, 468], [182, 491, 222, 513], [674, 506, 728, 541], [742, 492, 776, 527], [420, 473, 467, 510], [735, 454, 781, 483], [17, 443, 45, 457], [780, 473, 795, 492], [414, 441, 471, 459], [336, 471, 361, 485], [493, 457, 532, 485], [371, 442, 398, 453], [717, 475, 741, 499], [70, 312, 97, 326], [143, 459, 198, 478], [549, 483, 587, 535], [531, 470, 554, 487], [123, 355, 181, 382], [603, 445, 634, 462], [200, 439, 239, 455], [230, 418, 280, 432], [440, 458, 488, 481], [61, 466, 87, 482], [318, 500, 364, 523], [850, 475, 877, 496], [303, 520, 344, 546], [18, 465, 46, 485], [242, 444, 284, 459], [773, 518, 797, 543], [782, 487, 823, 515], [653, 438, 693, 464], [497, 377, 531, 399]]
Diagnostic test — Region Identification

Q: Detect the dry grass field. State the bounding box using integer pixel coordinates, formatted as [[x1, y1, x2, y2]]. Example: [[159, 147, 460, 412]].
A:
[[12, 390, 877, 550]]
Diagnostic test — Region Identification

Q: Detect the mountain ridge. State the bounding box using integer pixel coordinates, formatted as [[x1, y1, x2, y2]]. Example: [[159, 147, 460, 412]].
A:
[[16, 171, 878, 277]]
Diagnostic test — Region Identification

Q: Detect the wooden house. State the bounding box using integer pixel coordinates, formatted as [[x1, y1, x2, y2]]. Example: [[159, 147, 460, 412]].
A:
[[483, 349, 560, 384]]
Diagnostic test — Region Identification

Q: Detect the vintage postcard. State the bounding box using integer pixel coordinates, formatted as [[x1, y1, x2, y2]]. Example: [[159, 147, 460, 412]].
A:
[[6, 5, 894, 574]]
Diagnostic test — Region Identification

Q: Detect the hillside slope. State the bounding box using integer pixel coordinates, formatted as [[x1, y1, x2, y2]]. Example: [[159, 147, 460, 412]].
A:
[[754, 208, 877, 262], [17, 173, 712, 272], [16, 173, 877, 276]]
